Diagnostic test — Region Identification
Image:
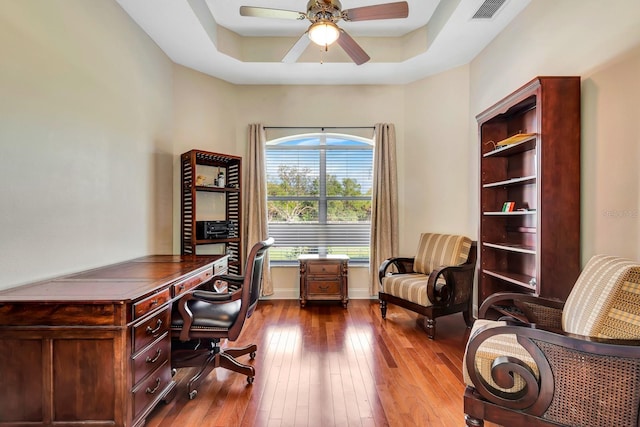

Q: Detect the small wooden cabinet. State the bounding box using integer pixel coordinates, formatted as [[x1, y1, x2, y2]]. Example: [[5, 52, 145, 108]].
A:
[[299, 255, 349, 308]]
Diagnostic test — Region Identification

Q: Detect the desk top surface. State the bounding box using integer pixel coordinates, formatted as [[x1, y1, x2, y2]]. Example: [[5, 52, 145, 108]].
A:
[[0, 255, 226, 303]]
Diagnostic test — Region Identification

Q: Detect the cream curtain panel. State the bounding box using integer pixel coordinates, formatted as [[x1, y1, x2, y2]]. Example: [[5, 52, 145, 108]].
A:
[[369, 123, 399, 296], [246, 123, 273, 296]]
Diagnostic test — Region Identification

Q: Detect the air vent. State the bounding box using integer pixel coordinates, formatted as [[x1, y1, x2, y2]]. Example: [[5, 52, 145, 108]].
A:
[[472, 0, 507, 19]]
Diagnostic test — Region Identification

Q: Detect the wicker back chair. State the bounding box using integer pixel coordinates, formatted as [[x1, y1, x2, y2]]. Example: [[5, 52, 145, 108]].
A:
[[463, 254, 640, 427], [378, 233, 476, 339]]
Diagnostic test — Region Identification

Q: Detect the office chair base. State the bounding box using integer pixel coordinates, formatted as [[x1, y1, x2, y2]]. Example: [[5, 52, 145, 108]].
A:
[[173, 341, 258, 398]]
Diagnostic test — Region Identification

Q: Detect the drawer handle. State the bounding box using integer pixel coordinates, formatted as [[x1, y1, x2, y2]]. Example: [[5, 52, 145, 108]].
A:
[[149, 299, 159, 306], [146, 319, 163, 335], [145, 348, 162, 364], [145, 378, 161, 395], [319, 286, 329, 291], [177, 284, 185, 292]]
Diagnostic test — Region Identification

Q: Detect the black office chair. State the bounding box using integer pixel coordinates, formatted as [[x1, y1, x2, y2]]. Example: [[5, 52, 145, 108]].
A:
[[171, 237, 274, 399]]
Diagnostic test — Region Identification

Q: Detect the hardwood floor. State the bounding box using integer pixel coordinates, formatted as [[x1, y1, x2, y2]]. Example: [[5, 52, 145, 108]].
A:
[[147, 299, 493, 427]]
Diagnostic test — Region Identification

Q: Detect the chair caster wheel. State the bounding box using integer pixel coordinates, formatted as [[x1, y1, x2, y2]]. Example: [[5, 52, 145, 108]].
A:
[[188, 390, 198, 400], [250, 351, 256, 359], [247, 376, 254, 385]]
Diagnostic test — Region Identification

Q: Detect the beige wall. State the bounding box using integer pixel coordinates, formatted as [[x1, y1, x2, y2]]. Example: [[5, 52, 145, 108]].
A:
[[232, 85, 407, 298], [469, 0, 640, 263], [0, 0, 174, 289], [2, 0, 639, 297], [171, 65, 238, 254]]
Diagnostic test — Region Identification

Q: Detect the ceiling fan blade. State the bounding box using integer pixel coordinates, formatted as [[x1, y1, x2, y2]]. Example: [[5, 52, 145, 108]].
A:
[[342, 1, 409, 21], [239, 6, 305, 20], [336, 30, 370, 65], [282, 33, 311, 63]]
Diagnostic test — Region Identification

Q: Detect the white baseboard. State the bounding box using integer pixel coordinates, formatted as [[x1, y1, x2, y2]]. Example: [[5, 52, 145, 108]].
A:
[[260, 287, 377, 300]]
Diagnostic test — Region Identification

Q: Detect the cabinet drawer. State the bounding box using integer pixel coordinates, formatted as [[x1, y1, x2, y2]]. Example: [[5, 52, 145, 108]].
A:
[[308, 281, 341, 295], [133, 309, 170, 353], [172, 268, 214, 298], [214, 259, 228, 276], [307, 262, 341, 276], [133, 289, 170, 320], [132, 333, 170, 386], [132, 360, 172, 420]]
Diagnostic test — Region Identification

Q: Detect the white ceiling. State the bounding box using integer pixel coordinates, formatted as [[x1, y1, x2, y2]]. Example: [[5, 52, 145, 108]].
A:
[[115, 0, 531, 85]]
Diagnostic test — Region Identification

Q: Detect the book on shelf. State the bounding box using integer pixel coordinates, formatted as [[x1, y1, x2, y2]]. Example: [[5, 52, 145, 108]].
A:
[[496, 133, 536, 147], [502, 201, 516, 212]]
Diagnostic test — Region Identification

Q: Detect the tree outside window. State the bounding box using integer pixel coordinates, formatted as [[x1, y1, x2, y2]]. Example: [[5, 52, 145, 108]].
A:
[[266, 133, 373, 262]]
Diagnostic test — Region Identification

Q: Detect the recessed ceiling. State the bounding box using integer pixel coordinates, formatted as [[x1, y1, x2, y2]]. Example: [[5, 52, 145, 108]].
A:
[[115, 0, 531, 85]]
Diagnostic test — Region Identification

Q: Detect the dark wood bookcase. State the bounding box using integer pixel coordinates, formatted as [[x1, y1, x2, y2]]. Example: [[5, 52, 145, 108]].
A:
[[478, 76, 581, 311], [181, 149, 242, 274]]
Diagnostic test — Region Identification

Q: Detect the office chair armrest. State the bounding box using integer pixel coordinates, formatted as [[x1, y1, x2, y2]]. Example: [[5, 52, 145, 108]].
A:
[[215, 274, 244, 293]]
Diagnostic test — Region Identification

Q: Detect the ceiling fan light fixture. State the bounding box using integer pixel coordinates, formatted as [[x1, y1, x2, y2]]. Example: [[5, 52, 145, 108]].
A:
[[308, 21, 340, 46]]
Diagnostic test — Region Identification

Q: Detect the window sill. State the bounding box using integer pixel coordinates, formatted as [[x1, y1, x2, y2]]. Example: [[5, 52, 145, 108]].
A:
[[270, 261, 370, 268]]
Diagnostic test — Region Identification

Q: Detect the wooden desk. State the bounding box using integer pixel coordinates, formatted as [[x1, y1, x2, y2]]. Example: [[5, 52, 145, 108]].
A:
[[0, 255, 228, 427]]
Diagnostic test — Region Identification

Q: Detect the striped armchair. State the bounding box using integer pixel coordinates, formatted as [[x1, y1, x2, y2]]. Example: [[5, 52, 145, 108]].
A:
[[463, 254, 640, 427], [378, 233, 477, 339]]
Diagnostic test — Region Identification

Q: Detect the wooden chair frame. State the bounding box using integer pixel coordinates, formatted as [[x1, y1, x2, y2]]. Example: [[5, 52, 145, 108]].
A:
[[378, 242, 477, 339]]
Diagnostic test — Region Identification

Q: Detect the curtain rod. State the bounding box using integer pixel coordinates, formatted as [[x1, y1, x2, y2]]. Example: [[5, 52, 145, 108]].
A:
[[264, 126, 375, 130]]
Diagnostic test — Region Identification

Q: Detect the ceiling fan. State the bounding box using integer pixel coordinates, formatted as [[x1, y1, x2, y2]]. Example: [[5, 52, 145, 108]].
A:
[[239, 1, 409, 65]]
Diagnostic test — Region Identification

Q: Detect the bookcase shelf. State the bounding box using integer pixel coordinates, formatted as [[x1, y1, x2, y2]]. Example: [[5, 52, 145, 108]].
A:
[[477, 76, 581, 308], [181, 149, 243, 275], [483, 242, 536, 255], [483, 211, 536, 216], [483, 175, 536, 188], [483, 134, 537, 157]]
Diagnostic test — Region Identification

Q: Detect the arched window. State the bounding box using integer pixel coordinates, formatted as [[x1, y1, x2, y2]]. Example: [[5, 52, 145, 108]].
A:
[[266, 132, 373, 263]]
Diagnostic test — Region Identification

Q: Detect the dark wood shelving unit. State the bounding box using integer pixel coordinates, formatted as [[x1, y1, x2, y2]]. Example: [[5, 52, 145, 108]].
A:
[[181, 149, 243, 275], [477, 76, 581, 308]]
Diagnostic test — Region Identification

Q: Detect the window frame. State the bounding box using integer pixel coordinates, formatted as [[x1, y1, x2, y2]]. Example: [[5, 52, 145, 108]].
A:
[[265, 132, 373, 265]]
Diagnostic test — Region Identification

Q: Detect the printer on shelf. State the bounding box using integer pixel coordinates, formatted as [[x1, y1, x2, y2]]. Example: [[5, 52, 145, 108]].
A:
[[196, 221, 236, 239]]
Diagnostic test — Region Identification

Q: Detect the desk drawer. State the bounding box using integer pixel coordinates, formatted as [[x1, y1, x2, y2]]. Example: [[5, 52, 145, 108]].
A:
[[133, 289, 170, 320], [214, 259, 228, 275], [172, 268, 214, 298], [132, 333, 170, 386], [132, 360, 172, 420], [307, 281, 341, 296], [133, 308, 170, 353]]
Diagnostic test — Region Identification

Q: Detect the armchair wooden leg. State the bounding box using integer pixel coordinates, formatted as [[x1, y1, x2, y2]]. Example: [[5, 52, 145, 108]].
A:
[[464, 414, 484, 426], [416, 317, 435, 339], [463, 307, 473, 327], [380, 300, 387, 319]]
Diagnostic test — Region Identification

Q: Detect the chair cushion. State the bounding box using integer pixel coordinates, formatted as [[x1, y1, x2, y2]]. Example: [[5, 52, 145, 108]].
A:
[[380, 273, 444, 307], [562, 255, 640, 338], [171, 299, 241, 331], [412, 233, 472, 275], [463, 319, 539, 393]]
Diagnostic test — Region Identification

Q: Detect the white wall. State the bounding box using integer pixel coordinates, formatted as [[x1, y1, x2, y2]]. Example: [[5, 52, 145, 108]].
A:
[[0, 0, 175, 290], [469, 0, 640, 262]]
